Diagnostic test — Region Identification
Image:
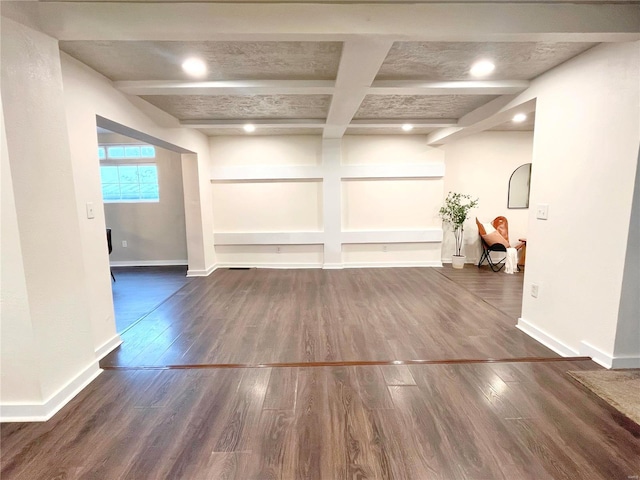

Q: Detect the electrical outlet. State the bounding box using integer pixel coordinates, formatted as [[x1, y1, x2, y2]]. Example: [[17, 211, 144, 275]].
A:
[[122, 240, 128, 248], [276, 246, 281, 254], [536, 204, 549, 220], [531, 283, 539, 298], [383, 245, 388, 252]]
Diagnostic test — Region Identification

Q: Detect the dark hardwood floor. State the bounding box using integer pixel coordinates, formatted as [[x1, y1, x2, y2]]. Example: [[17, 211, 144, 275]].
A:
[[102, 267, 549, 367], [111, 265, 191, 332], [3, 266, 639, 479], [2, 361, 639, 479]]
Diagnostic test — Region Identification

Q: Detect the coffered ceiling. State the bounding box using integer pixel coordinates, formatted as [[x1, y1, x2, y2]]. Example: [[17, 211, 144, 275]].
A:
[[5, 1, 638, 141]]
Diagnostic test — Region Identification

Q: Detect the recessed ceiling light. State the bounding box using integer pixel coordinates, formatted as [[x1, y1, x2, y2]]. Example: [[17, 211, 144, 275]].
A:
[[243, 124, 256, 133], [470, 60, 495, 77], [512, 113, 527, 123], [402, 124, 414, 132], [181, 58, 207, 78]]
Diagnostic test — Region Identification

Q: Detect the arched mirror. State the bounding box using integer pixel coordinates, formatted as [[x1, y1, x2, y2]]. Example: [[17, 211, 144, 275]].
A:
[[508, 163, 531, 209]]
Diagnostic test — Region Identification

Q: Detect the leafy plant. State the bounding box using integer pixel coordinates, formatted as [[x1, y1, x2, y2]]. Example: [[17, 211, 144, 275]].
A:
[[439, 192, 479, 257]]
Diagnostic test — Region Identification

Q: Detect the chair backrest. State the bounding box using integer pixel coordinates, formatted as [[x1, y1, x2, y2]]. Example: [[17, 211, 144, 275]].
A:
[[476, 216, 511, 246], [492, 216, 510, 244]]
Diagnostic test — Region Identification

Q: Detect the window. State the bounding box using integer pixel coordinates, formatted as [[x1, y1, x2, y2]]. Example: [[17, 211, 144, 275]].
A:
[[99, 144, 159, 203]]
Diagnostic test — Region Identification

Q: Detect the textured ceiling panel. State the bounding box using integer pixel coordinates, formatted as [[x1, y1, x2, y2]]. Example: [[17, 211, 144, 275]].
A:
[[376, 42, 596, 81], [198, 127, 324, 136], [59, 41, 342, 81], [345, 127, 437, 135], [141, 95, 331, 120], [354, 95, 497, 119]]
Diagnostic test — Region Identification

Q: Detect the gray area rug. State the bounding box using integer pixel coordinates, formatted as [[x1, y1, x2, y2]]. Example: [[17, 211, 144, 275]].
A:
[[568, 369, 640, 425]]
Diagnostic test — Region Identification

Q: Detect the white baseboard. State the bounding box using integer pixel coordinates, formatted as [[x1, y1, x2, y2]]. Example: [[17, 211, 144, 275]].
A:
[[110, 260, 187, 267], [217, 263, 322, 270], [95, 334, 123, 361], [516, 318, 579, 357], [343, 261, 443, 268], [323, 263, 344, 270], [610, 356, 640, 369], [442, 258, 478, 265], [1, 361, 102, 423], [579, 341, 640, 369], [186, 264, 217, 277]]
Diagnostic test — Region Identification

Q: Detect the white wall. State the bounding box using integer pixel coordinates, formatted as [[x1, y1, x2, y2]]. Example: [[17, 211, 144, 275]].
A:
[[517, 41, 639, 366], [1, 18, 101, 420], [442, 131, 533, 262], [210, 135, 444, 268], [60, 50, 215, 351], [0, 98, 42, 405], [100, 134, 188, 265]]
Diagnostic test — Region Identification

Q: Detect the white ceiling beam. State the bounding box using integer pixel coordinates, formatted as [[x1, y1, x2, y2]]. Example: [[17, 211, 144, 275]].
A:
[[350, 119, 458, 127], [115, 80, 335, 96], [426, 97, 537, 145], [5, 2, 638, 42], [180, 119, 325, 129], [368, 80, 530, 96], [323, 39, 394, 139]]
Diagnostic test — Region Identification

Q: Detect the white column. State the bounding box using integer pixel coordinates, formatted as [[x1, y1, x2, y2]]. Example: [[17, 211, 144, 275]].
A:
[[322, 139, 343, 268]]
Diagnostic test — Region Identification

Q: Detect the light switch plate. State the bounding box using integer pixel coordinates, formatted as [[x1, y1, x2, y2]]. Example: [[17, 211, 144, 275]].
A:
[[85, 202, 95, 219], [536, 204, 549, 220]]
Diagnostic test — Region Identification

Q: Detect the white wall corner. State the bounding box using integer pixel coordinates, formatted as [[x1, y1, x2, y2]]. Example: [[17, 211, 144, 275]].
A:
[[186, 264, 217, 277], [516, 318, 579, 357], [95, 334, 123, 361], [579, 341, 640, 369], [0, 361, 102, 423]]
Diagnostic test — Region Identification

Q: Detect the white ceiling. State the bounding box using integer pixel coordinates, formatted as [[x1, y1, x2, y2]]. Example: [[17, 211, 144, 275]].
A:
[[6, 1, 639, 140]]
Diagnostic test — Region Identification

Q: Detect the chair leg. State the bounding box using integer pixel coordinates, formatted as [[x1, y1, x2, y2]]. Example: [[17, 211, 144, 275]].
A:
[[487, 253, 506, 272], [111, 269, 116, 282]]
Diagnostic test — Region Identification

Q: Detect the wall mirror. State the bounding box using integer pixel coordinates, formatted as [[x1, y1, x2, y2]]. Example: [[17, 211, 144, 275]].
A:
[[508, 163, 532, 209]]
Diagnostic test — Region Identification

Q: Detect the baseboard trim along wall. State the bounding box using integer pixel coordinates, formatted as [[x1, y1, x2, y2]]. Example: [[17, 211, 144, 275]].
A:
[[516, 318, 579, 358], [186, 264, 217, 277], [217, 263, 322, 270], [0, 361, 102, 423], [95, 334, 123, 361], [343, 261, 443, 268], [579, 341, 640, 369], [110, 260, 188, 267]]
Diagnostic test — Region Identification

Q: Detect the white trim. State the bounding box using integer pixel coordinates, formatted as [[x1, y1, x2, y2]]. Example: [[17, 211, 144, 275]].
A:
[[579, 341, 640, 369], [211, 165, 323, 181], [186, 264, 217, 277], [579, 341, 613, 368], [323, 262, 344, 269], [611, 356, 640, 369], [110, 260, 187, 267], [342, 229, 442, 244], [340, 163, 444, 179], [215, 231, 324, 246], [343, 261, 442, 268], [217, 263, 322, 269], [516, 318, 579, 357], [94, 334, 123, 361], [0, 362, 102, 423]]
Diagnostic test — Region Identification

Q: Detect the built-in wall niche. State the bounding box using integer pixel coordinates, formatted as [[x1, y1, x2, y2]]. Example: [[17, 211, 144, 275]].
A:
[[508, 163, 532, 209]]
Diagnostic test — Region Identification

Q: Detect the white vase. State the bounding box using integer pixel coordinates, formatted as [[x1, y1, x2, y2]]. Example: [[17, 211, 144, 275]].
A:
[[452, 255, 466, 269]]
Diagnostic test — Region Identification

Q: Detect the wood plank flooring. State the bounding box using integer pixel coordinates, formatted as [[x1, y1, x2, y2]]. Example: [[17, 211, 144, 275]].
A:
[[111, 266, 191, 332], [2, 361, 639, 480], [102, 267, 550, 368], [3, 266, 638, 479]]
